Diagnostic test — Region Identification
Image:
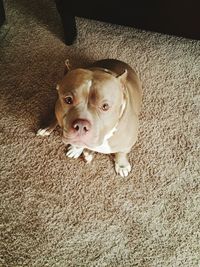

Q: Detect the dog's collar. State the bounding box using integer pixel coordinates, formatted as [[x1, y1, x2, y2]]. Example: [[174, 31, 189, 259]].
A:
[[89, 67, 116, 77]]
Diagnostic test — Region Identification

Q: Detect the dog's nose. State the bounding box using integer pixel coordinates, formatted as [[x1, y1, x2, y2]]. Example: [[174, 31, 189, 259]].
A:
[[72, 119, 91, 134]]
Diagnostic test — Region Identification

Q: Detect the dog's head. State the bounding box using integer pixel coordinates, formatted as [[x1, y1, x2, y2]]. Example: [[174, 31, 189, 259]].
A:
[[56, 65, 127, 149]]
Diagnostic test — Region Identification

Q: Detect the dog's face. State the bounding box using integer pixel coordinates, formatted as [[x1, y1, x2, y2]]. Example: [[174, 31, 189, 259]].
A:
[[56, 68, 126, 149]]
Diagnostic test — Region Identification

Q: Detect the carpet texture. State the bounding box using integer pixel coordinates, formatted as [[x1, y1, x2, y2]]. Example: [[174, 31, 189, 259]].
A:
[[0, 1, 200, 266]]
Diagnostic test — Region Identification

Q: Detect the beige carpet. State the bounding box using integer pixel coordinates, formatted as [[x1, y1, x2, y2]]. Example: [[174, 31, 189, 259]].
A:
[[1, 1, 200, 266]]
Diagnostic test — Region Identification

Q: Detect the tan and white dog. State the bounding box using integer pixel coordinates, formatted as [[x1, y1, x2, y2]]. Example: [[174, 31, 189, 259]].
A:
[[37, 59, 142, 177]]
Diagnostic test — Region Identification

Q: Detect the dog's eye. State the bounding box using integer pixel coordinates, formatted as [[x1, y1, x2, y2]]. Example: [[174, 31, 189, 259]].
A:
[[101, 103, 110, 111], [64, 96, 73, 104]]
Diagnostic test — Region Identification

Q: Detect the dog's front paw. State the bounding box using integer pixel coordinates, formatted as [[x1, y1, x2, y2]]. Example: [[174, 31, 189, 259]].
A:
[[114, 152, 131, 177], [37, 120, 58, 137], [66, 145, 84, 159], [115, 162, 131, 177], [37, 128, 52, 136]]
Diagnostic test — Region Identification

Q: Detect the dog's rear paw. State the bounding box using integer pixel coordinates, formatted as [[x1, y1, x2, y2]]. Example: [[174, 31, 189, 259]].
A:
[[83, 150, 94, 163], [37, 128, 51, 136], [115, 162, 131, 177], [66, 145, 84, 159]]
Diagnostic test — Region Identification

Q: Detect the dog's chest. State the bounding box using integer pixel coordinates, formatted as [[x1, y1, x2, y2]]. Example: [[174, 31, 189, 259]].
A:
[[89, 140, 111, 154], [87, 127, 117, 154]]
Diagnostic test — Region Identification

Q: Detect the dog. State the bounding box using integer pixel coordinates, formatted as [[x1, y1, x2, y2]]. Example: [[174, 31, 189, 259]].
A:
[[37, 59, 142, 177]]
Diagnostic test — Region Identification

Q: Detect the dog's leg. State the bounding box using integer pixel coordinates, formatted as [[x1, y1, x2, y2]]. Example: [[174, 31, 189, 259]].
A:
[[114, 152, 131, 177], [37, 118, 58, 136]]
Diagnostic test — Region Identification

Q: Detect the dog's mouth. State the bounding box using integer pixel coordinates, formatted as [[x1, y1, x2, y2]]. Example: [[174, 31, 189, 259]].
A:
[[62, 134, 99, 149], [62, 137, 87, 147]]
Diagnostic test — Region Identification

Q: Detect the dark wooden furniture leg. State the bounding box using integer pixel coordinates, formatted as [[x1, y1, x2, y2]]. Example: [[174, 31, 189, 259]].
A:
[[0, 0, 5, 27], [55, 0, 77, 45]]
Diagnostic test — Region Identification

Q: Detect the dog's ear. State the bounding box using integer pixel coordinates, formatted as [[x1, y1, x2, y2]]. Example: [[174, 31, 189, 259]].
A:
[[117, 69, 127, 83], [64, 59, 72, 75]]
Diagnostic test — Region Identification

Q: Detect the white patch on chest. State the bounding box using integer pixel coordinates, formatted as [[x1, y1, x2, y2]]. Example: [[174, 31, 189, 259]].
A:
[[89, 126, 117, 154], [90, 139, 111, 153]]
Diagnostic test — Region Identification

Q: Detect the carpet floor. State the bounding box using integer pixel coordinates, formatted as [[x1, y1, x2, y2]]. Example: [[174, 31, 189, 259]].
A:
[[0, 1, 200, 266]]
